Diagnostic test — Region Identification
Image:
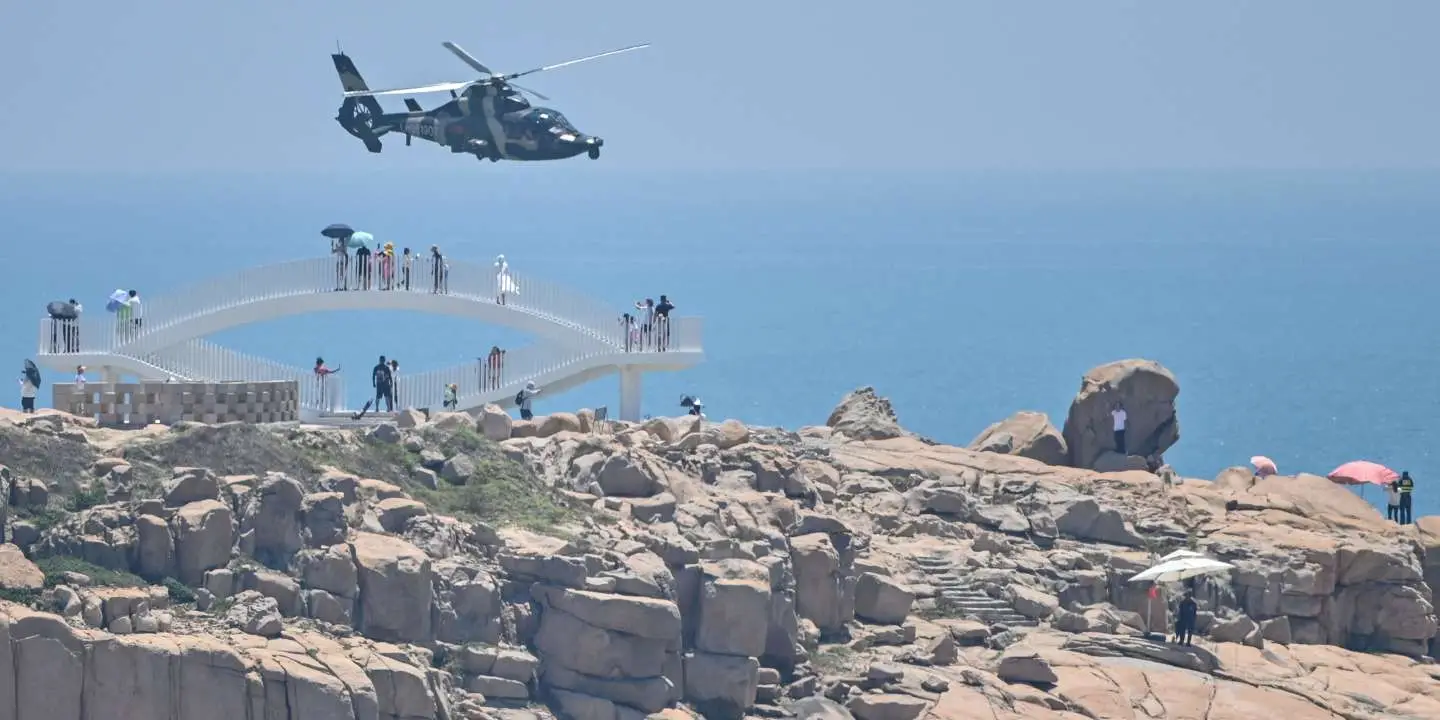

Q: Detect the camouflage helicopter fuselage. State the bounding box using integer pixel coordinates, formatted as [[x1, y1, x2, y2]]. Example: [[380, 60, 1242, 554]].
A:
[[332, 53, 603, 162]]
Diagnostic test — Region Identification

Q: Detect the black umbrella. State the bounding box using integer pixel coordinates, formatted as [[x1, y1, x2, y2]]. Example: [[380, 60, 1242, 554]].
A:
[[23, 360, 40, 388], [46, 300, 78, 320], [321, 224, 355, 239]]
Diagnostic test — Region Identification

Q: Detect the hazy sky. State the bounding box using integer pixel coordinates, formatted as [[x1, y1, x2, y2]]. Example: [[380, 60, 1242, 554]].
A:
[[3, 1, 1437, 171]]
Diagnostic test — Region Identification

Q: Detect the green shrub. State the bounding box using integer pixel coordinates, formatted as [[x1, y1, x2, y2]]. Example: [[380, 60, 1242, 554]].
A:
[[35, 556, 145, 588], [162, 577, 195, 604], [0, 587, 41, 607], [67, 483, 108, 513]]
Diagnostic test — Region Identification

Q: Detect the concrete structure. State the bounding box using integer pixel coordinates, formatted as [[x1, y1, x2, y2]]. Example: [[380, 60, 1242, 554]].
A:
[[52, 380, 299, 427], [36, 255, 702, 421]]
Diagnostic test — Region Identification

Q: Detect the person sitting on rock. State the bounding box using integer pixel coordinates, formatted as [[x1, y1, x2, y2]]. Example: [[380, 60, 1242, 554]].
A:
[[1111, 401, 1128, 455]]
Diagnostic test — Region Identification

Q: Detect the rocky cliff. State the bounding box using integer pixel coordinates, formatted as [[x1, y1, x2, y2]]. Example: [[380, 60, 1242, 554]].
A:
[[0, 359, 1436, 720]]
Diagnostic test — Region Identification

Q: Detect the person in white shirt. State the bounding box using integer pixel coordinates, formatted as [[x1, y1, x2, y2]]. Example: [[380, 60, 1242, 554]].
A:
[[126, 290, 143, 329], [1385, 482, 1400, 522], [1111, 402, 1128, 455], [18, 373, 37, 414]]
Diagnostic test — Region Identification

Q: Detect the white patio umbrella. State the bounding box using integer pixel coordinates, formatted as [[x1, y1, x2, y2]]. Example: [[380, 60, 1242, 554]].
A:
[[1129, 556, 1235, 584], [1129, 555, 1235, 638], [1157, 549, 1207, 563]]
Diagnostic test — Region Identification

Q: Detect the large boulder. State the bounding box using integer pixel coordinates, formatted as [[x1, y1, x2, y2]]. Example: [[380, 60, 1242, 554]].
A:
[[825, 387, 903, 441], [969, 411, 1067, 466], [1062, 359, 1180, 469], [350, 532, 433, 643]]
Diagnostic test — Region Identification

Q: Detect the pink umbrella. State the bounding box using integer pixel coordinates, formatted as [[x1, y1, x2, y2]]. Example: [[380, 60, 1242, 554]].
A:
[[1327, 461, 1398, 487], [1250, 456, 1278, 477]]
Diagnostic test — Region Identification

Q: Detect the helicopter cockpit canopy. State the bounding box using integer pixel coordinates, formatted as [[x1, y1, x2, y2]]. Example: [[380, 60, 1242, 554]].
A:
[[527, 108, 576, 132]]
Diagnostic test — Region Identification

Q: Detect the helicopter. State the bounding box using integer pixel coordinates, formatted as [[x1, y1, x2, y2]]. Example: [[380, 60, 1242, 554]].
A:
[[331, 41, 647, 162]]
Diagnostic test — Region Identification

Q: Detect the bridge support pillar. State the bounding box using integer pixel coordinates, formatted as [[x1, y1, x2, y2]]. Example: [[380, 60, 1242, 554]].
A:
[[619, 366, 642, 422]]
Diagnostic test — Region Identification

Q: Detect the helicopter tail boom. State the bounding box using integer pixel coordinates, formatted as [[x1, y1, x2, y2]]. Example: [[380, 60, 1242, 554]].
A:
[[332, 53, 387, 153]]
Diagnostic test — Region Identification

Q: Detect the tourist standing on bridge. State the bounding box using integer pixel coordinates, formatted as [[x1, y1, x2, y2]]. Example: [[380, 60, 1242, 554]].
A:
[[654, 295, 675, 352], [372, 355, 394, 412], [332, 238, 350, 291], [380, 243, 397, 290], [494, 255, 518, 305], [430, 246, 448, 294], [356, 243, 372, 290], [400, 248, 413, 291], [483, 346, 506, 390], [635, 298, 655, 349], [125, 291, 143, 330]]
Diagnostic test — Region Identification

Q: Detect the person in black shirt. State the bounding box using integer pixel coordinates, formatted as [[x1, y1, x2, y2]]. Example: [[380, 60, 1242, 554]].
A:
[[654, 294, 675, 351], [1175, 592, 1198, 646], [430, 245, 447, 294], [372, 355, 394, 412], [355, 243, 372, 290], [1397, 471, 1415, 525]]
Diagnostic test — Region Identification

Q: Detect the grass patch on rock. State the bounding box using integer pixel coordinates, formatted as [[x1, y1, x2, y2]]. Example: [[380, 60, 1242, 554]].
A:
[[121, 423, 323, 490], [36, 556, 146, 588], [0, 424, 101, 496], [317, 424, 578, 533], [409, 427, 577, 532]]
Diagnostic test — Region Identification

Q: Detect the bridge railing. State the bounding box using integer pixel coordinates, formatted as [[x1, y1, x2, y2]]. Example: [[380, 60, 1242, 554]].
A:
[[393, 343, 602, 411], [140, 339, 347, 413], [35, 255, 703, 356]]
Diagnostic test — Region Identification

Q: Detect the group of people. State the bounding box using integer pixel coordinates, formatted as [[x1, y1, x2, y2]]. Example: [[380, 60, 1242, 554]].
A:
[[620, 295, 677, 352], [44, 289, 145, 354], [1386, 471, 1417, 524], [314, 356, 403, 414], [332, 238, 448, 294]]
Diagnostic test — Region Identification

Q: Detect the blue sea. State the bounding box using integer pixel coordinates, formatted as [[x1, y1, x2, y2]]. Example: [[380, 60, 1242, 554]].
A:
[[1, 170, 1436, 518]]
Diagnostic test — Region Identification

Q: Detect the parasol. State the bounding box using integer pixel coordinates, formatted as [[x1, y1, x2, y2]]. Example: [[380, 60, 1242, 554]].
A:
[[348, 231, 374, 250], [321, 223, 355, 239], [106, 289, 129, 312], [1250, 455, 1278, 476], [46, 300, 78, 320], [1157, 549, 1206, 563], [23, 360, 41, 388], [1327, 461, 1398, 487], [1129, 556, 1235, 584]]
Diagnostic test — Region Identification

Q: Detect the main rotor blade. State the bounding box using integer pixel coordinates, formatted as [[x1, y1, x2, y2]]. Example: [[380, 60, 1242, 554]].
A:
[[502, 43, 649, 81], [442, 41, 494, 76], [345, 81, 472, 98], [510, 82, 550, 101]]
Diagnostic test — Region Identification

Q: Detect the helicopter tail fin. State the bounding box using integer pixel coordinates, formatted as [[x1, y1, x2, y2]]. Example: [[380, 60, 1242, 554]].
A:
[[332, 53, 386, 153]]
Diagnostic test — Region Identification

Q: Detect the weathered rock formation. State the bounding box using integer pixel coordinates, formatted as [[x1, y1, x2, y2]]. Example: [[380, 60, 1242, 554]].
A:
[[0, 374, 1434, 720], [1062, 358, 1181, 470], [969, 411, 1067, 466]]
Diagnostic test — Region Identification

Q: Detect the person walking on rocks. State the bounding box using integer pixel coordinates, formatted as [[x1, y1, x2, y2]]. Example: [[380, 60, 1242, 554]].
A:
[[372, 355, 394, 412], [388, 359, 401, 408], [17, 365, 38, 414], [1111, 401, 1128, 455], [1397, 471, 1415, 525], [516, 381, 540, 421], [1175, 592, 1197, 646]]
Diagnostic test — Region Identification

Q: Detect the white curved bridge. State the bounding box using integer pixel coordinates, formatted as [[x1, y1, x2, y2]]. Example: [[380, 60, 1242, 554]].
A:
[[35, 256, 703, 421]]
